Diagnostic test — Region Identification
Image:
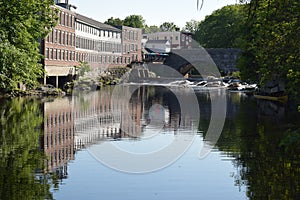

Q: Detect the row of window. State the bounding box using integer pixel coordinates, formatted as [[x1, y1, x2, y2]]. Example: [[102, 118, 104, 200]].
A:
[[123, 29, 139, 41], [76, 22, 121, 39], [45, 47, 136, 64], [146, 35, 192, 43], [75, 36, 122, 53], [147, 36, 179, 41], [182, 35, 192, 43], [77, 52, 130, 64], [46, 30, 75, 46], [45, 48, 76, 61], [58, 10, 75, 28], [123, 44, 139, 54]]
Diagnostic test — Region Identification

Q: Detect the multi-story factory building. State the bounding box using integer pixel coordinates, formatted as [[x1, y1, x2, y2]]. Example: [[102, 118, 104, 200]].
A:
[[75, 14, 122, 70]]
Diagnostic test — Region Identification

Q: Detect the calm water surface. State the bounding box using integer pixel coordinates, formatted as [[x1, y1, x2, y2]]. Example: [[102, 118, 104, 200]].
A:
[[0, 85, 299, 200]]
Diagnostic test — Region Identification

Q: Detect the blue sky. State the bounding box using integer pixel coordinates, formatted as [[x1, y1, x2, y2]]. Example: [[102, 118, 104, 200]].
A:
[[70, 0, 238, 28]]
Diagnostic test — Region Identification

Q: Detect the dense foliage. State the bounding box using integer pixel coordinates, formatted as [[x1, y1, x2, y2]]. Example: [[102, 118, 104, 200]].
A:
[[159, 22, 179, 32], [104, 17, 124, 27], [238, 0, 300, 101], [194, 4, 247, 48], [105, 16, 180, 33], [123, 15, 145, 28], [143, 25, 160, 33], [0, 0, 57, 93], [105, 15, 145, 28], [183, 20, 200, 33]]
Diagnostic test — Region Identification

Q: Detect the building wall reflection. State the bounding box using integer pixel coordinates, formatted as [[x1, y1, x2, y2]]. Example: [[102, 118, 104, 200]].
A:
[[44, 98, 74, 178], [43, 86, 200, 178]]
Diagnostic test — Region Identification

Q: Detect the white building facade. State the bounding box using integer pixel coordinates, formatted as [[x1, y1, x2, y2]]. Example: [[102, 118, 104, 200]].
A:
[[75, 14, 122, 70], [145, 40, 171, 53], [142, 31, 193, 50]]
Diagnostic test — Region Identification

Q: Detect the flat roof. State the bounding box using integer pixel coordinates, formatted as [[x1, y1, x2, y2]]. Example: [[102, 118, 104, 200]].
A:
[[75, 13, 121, 32], [146, 40, 170, 44]]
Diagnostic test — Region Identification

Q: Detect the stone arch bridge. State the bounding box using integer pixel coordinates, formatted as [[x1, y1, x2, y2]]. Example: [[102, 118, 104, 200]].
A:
[[147, 48, 241, 78]]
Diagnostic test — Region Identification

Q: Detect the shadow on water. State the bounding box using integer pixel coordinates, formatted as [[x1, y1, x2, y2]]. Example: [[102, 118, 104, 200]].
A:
[[217, 92, 300, 199]]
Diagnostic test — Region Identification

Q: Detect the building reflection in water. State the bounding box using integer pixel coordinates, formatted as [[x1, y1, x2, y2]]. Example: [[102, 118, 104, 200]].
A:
[[44, 98, 75, 179], [43, 86, 200, 178]]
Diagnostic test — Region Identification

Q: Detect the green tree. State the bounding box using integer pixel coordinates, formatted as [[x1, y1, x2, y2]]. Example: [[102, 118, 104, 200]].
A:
[[194, 4, 247, 48], [123, 15, 145, 28], [238, 0, 300, 101], [144, 25, 160, 33], [183, 20, 200, 33], [0, 0, 57, 93], [104, 17, 123, 26], [159, 22, 179, 32]]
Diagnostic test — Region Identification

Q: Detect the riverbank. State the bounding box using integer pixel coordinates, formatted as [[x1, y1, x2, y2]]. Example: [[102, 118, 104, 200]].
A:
[[0, 67, 130, 98], [65, 67, 130, 94]]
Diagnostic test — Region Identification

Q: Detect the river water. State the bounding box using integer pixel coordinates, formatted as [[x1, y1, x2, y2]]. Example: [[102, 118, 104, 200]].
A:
[[0, 85, 299, 200]]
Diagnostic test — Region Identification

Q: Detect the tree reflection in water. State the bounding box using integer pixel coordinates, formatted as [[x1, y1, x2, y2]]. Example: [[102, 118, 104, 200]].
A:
[[217, 93, 300, 200], [0, 98, 53, 200]]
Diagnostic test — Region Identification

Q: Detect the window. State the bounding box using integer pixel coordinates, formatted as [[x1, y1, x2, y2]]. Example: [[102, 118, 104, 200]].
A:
[[69, 33, 71, 46], [62, 31, 65, 45], [61, 12, 65, 26], [53, 49, 57, 60], [57, 49, 61, 60], [58, 30, 61, 44], [70, 15, 73, 28], [49, 30, 53, 43], [66, 33, 69, 45], [66, 14, 69, 27], [66, 50, 68, 61], [72, 34, 75, 46], [76, 36, 79, 48], [45, 48, 49, 59], [59, 11, 62, 25], [53, 30, 57, 43], [49, 48, 53, 60]]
